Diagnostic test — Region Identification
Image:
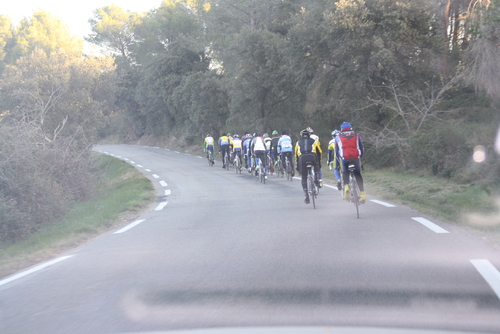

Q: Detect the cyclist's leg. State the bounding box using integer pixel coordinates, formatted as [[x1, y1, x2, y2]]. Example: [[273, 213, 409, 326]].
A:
[[341, 159, 350, 198], [351, 159, 365, 201], [287, 152, 295, 176]]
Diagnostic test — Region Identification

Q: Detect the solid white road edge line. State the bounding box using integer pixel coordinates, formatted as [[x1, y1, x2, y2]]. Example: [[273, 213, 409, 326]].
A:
[[411, 217, 449, 233], [155, 202, 168, 211], [0, 255, 73, 287], [114, 219, 146, 234], [470, 259, 500, 300], [370, 200, 396, 207]]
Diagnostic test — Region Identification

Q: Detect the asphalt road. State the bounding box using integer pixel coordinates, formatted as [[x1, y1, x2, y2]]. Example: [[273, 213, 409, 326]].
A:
[[0, 144, 499, 334]]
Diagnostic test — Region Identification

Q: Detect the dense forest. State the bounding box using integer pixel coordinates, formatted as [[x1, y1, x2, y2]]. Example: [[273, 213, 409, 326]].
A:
[[0, 0, 499, 242]]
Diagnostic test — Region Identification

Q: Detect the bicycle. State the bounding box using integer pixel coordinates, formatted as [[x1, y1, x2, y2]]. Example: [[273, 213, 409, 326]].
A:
[[346, 161, 361, 218], [223, 152, 231, 171], [257, 158, 266, 184], [206, 151, 214, 167], [268, 154, 275, 175], [234, 153, 242, 174], [277, 156, 284, 178], [285, 156, 293, 181], [306, 162, 318, 208]]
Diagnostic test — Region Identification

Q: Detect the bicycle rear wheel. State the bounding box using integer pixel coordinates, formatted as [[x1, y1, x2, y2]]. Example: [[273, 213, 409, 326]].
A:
[[310, 176, 316, 209], [350, 177, 360, 218]]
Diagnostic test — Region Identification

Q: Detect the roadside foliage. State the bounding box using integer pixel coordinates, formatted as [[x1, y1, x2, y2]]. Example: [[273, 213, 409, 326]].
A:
[[0, 0, 499, 242]]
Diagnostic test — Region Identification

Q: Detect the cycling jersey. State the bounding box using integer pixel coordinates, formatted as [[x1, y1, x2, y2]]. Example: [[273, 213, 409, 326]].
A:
[[335, 130, 363, 160], [278, 135, 293, 153], [232, 138, 242, 151], [251, 136, 267, 153], [219, 135, 230, 147], [270, 136, 280, 158], [204, 136, 214, 149], [264, 137, 272, 151]]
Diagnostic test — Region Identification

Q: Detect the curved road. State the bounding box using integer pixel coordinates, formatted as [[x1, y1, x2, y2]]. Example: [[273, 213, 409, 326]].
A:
[[0, 144, 499, 333]]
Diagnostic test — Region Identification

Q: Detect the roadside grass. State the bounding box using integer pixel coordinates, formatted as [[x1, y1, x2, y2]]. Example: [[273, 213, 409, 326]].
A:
[[322, 167, 500, 248], [0, 154, 155, 278], [362, 170, 497, 220]]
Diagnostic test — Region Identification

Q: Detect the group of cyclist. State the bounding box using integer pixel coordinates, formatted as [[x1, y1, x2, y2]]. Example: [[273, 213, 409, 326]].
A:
[[203, 122, 365, 204]]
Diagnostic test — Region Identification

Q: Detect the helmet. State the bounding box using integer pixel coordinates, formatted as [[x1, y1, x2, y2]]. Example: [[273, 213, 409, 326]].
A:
[[272, 130, 278, 135], [234, 134, 239, 138], [341, 122, 352, 131], [227, 133, 232, 137], [300, 129, 310, 137], [255, 132, 261, 137], [331, 130, 340, 137], [306, 127, 314, 133], [263, 133, 268, 138], [207, 134, 211, 137]]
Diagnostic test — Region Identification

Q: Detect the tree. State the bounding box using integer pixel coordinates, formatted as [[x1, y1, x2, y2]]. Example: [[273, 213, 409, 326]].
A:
[[134, 42, 209, 136], [224, 28, 305, 131], [9, 10, 82, 61], [171, 71, 230, 140], [464, 0, 500, 100], [87, 5, 144, 61], [0, 15, 13, 73]]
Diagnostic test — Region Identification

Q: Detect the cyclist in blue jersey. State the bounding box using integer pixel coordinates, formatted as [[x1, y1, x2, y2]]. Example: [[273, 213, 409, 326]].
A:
[[243, 133, 253, 172], [277, 130, 294, 177]]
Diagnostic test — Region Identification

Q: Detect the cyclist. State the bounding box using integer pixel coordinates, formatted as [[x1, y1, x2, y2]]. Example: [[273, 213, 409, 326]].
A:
[[295, 128, 321, 204], [335, 122, 366, 203], [307, 127, 323, 187], [263, 133, 272, 154], [243, 133, 253, 172], [251, 132, 268, 179], [277, 130, 294, 176], [270, 130, 280, 169], [231, 134, 243, 167], [218, 132, 231, 168], [204, 134, 215, 161], [328, 130, 342, 190]]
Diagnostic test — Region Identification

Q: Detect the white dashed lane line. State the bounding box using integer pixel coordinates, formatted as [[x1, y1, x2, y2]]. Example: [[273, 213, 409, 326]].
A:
[[155, 202, 168, 211], [145, 169, 151, 172], [471, 259, 500, 300], [152, 174, 160, 179], [0, 256, 73, 287], [370, 200, 396, 207], [160, 181, 168, 187], [412, 217, 449, 233], [114, 219, 146, 234]]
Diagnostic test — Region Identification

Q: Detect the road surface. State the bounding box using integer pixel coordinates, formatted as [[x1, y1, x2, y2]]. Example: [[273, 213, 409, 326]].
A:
[[0, 144, 499, 334]]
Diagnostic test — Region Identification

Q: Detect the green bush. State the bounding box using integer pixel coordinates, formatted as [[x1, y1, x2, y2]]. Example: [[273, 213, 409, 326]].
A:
[[406, 121, 500, 185]]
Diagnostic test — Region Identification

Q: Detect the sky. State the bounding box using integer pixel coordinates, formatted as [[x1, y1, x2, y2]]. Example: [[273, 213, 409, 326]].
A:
[[0, 0, 163, 39]]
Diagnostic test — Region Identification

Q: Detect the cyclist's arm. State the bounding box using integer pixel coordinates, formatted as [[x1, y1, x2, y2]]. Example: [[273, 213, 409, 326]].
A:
[[358, 134, 364, 157]]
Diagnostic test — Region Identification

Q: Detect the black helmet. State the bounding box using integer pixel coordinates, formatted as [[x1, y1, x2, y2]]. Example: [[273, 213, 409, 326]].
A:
[[300, 129, 310, 137]]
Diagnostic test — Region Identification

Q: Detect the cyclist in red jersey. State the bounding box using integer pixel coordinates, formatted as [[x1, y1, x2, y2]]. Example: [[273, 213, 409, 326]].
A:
[[335, 122, 366, 203]]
